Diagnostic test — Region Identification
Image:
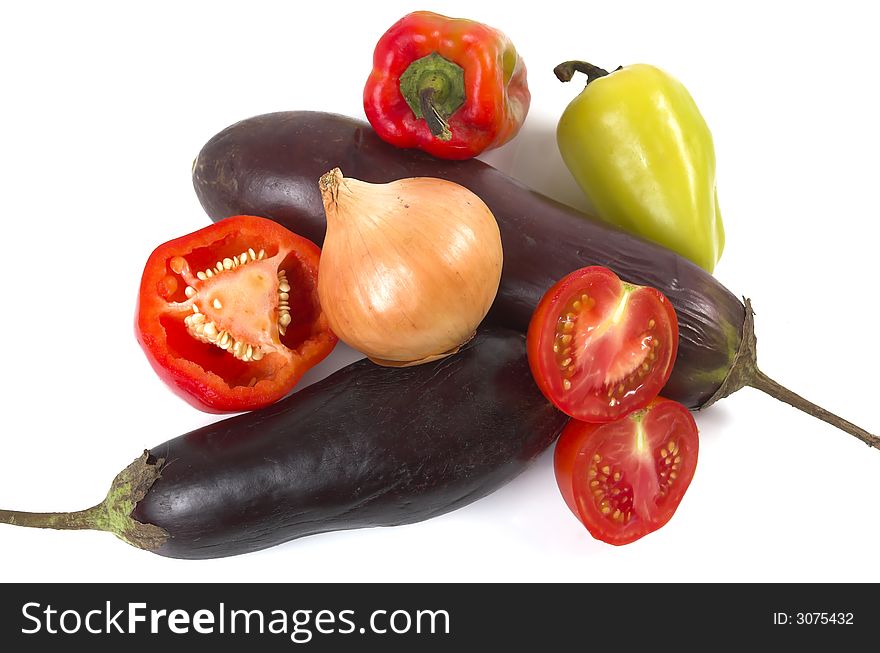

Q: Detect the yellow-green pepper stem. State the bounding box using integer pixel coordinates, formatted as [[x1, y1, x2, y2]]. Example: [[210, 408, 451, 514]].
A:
[[553, 60, 611, 85]]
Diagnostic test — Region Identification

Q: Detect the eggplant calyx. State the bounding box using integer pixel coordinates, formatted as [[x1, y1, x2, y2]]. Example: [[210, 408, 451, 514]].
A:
[[0, 451, 168, 550], [701, 297, 758, 408], [703, 298, 879, 449]]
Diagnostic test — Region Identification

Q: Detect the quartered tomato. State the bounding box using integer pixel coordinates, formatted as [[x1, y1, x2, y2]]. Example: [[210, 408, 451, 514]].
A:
[[136, 215, 337, 413], [554, 397, 699, 545], [527, 266, 678, 422]]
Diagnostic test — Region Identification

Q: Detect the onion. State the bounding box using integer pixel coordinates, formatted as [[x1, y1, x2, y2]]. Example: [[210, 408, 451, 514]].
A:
[[317, 168, 503, 366]]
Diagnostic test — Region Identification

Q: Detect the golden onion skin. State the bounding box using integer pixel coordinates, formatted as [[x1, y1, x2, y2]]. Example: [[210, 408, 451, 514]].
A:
[[317, 168, 502, 365]]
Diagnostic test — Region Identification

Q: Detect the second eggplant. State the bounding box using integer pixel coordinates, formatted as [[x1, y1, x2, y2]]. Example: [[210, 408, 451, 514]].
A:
[[0, 328, 567, 559]]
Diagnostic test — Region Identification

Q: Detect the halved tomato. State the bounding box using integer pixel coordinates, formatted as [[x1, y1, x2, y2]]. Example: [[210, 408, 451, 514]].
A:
[[136, 215, 337, 413], [527, 266, 678, 422], [554, 397, 699, 545]]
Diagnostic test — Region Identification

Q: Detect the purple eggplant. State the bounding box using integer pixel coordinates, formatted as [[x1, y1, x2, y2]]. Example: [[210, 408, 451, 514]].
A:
[[0, 328, 568, 559], [191, 111, 875, 447]]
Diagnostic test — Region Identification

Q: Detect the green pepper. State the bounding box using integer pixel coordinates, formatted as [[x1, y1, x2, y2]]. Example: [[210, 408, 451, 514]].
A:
[[555, 61, 724, 273]]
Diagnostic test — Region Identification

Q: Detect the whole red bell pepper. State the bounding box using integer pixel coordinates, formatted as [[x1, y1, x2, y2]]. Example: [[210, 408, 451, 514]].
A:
[[363, 11, 530, 160]]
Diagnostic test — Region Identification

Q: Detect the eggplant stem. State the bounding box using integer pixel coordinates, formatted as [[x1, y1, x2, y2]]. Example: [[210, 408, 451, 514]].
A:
[[0, 451, 169, 550], [748, 370, 880, 449], [704, 298, 878, 450], [0, 504, 104, 530]]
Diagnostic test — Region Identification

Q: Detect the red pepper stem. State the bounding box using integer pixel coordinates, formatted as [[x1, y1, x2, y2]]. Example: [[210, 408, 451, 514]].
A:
[[554, 60, 612, 86], [399, 52, 466, 143], [419, 88, 452, 140]]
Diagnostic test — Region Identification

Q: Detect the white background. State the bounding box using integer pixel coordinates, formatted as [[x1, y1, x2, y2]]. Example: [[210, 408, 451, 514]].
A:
[[1, 0, 878, 583]]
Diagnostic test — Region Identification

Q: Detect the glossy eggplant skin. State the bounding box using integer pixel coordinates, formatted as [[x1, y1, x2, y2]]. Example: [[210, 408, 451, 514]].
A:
[[193, 112, 745, 408], [132, 328, 566, 559]]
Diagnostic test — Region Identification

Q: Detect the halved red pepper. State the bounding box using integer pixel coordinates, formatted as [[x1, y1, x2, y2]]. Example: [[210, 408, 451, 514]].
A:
[[136, 215, 337, 413], [363, 11, 530, 160]]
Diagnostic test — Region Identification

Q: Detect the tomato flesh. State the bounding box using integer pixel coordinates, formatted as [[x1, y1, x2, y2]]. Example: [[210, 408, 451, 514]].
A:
[[527, 266, 678, 422], [554, 397, 698, 545], [136, 215, 337, 413]]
